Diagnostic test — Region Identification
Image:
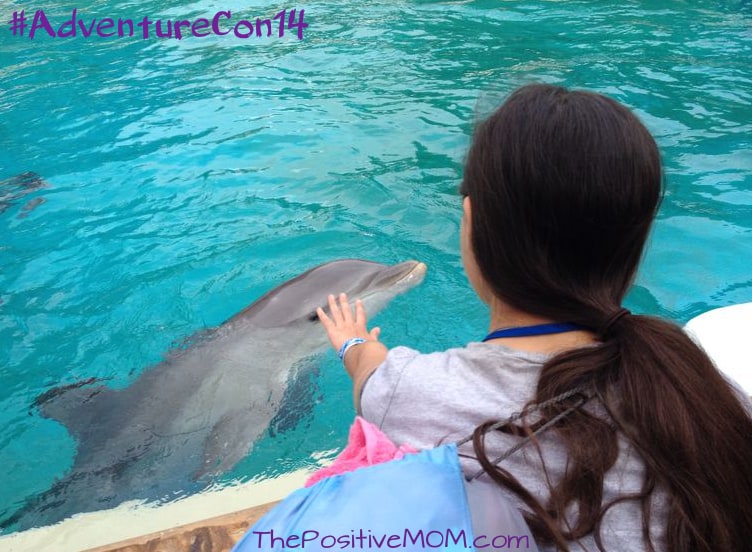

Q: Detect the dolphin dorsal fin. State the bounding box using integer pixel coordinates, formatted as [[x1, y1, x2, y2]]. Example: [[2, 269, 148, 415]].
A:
[[34, 378, 116, 441]]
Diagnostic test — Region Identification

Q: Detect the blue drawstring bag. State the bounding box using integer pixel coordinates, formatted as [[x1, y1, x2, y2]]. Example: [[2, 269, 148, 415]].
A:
[[231, 443, 539, 552]]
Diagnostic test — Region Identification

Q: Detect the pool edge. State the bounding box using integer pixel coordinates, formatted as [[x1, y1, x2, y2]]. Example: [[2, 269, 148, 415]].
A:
[[0, 468, 313, 552]]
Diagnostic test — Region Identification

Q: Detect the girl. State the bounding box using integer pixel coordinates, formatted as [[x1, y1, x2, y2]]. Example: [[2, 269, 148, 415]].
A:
[[317, 83, 752, 552]]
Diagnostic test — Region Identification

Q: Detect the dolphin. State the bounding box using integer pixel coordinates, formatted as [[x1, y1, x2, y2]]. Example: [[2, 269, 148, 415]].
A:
[[0, 171, 49, 217], [3, 259, 426, 531]]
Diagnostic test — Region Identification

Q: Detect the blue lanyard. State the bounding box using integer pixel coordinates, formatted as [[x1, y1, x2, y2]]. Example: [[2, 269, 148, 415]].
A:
[[482, 322, 586, 341]]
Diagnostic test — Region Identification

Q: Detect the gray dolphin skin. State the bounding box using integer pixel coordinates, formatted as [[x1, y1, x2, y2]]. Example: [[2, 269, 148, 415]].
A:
[[5, 259, 426, 532]]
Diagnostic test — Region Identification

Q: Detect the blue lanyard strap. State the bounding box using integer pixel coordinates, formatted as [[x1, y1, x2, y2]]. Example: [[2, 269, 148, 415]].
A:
[[482, 322, 586, 341]]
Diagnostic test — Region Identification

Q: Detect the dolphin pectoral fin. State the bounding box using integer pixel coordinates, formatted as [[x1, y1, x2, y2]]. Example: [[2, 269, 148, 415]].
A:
[[34, 378, 116, 442], [195, 410, 261, 481], [268, 355, 322, 437]]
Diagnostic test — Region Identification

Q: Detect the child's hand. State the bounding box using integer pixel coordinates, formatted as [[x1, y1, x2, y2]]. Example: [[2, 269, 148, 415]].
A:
[[317, 293, 381, 352], [317, 293, 388, 410]]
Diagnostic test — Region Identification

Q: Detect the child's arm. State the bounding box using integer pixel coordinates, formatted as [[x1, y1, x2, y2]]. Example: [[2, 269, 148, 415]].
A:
[[317, 293, 387, 410]]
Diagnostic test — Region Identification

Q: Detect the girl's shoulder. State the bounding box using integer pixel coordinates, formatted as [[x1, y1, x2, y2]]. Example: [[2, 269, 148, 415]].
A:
[[360, 343, 549, 417], [382, 342, 552, 373], [359, 342, 549, 450]]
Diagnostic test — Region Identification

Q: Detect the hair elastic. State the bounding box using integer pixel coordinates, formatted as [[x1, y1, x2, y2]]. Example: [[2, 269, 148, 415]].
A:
[[599, 308, 631, 338], [338, 337, 367, 361]]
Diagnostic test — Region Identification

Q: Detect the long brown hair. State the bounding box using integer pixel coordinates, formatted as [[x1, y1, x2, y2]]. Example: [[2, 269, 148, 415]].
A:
[[460, 84, 752, 551]]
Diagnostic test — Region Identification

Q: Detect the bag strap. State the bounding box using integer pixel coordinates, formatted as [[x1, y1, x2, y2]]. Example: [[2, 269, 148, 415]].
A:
[[455, 385, 592, 482]]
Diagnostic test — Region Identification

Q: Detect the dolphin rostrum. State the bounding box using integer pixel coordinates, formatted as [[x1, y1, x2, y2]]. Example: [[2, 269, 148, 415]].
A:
[[4, 259, 427, 532]]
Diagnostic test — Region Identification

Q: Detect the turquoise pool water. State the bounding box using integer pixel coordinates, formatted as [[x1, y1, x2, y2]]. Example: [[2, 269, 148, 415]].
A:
[[1, 0, 751, 532]]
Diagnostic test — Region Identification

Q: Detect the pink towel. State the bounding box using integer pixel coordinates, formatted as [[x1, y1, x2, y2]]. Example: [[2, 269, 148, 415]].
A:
[[305, 416, 418, 487]]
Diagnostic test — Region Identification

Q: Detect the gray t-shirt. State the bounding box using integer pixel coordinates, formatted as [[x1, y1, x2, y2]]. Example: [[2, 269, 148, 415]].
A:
[[360, 343, 668, 552]]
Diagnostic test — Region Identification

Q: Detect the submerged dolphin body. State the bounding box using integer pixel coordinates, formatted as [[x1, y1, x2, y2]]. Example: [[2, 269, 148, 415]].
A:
[[6, 259, 426, 531], [0, 171, 50, 218]]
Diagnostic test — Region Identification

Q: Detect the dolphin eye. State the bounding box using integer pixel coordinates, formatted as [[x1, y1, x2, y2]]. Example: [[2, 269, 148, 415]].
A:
[[308, 311, 319, 322]]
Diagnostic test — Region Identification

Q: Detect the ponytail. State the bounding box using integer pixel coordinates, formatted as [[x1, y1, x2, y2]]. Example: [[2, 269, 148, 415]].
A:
[[475, 313, 752, 551]]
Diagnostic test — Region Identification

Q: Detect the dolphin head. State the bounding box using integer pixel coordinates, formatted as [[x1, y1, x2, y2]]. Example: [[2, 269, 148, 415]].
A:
[[241, 259, 427, 328]]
